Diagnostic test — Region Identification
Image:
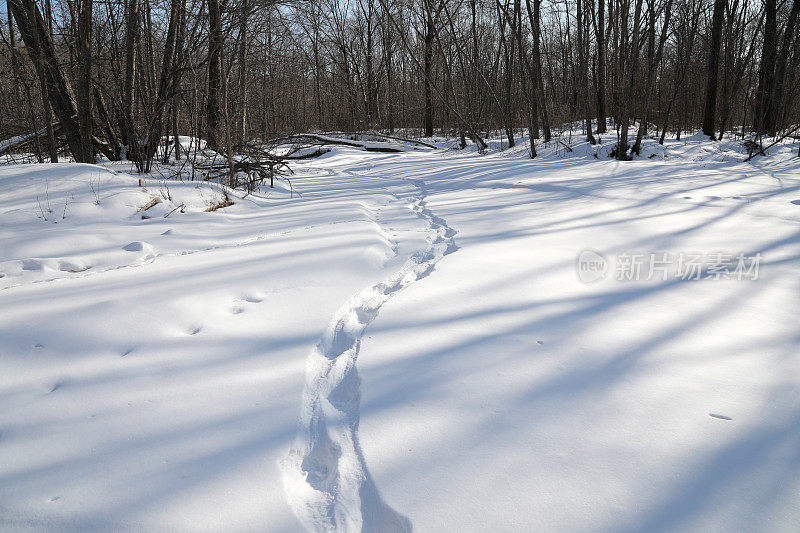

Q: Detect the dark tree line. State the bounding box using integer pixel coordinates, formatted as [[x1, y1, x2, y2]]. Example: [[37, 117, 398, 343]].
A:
[[1, 0, 799, 166]]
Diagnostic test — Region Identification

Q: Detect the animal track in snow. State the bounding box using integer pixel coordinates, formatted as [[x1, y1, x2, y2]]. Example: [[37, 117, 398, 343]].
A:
[[229, 293, 265, 314], [122, 241, 156, 264], [21, 259, 43, 271], [59, 260, 91, 273], [709, 413, 732, 420], [123, 241, 148, 252], [282, 174, 457, 533]]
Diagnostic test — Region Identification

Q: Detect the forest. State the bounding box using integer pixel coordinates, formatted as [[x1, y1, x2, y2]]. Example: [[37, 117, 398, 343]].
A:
[[2, 1, 800, 531], [0, 0, 798, 168]]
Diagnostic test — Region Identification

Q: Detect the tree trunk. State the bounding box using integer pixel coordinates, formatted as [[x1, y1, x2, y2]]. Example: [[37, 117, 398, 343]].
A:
[[754, 0, 777, 134], [207, 0, 223, 149], [770, 0, 799, 132], [237, 0, 250, 142], [20, 0, 58, 162], [173, 103, 181, 160], [122, 0, 139, 158], [701, 0, 725, 138], [93, 85, 121, 160], [423, 5, 435, 137], [578, 0, 596, 144], [76, 0, 92, 162], [498, 0, 515, 147], [525, 0, 550, 140], [513, 0, 536, 157], [633, 0, 672, 154], [660, 0, 700, 143], [8, 0, 87, 160], [616, 0, 643, 160], [382, 8, 395, 132], [595, 0, 608, 133]]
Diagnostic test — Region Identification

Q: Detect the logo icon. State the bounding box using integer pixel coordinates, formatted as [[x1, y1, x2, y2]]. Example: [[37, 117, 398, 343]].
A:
[[577, 249, 608, 283]]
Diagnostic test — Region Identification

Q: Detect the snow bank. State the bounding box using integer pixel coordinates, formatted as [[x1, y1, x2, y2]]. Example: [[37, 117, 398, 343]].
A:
[[1, 135, 799, 531]]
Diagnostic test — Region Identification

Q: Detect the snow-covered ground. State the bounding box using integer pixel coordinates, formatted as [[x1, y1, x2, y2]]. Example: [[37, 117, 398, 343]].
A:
[[1, 133, 799, 532]]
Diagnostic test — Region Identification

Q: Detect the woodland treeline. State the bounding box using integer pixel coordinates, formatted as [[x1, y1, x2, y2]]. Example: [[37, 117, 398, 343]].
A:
[[0, 0, 798, 167]]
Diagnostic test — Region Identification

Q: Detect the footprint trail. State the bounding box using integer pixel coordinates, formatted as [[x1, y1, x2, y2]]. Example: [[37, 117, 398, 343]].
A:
[[281, 176, 457, 532]]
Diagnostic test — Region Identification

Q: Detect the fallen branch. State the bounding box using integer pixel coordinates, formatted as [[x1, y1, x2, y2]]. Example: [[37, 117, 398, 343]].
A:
[[164, 203, 185, 218], [558, 139, 574, 152], [743, 125, 800, 162], [137, 197, 161, 212], [205, 197, 234, 212]]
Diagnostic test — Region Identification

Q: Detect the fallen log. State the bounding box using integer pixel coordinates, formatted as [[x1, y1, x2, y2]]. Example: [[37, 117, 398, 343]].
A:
[[284, 147, 331, 160], [352, 131, 438, 149], [268, 133, 405, 152], [0, 123, 64, 157], [137, 197, 161, 212], [364, 145, 405, 153], [205, 197, 234, 212], [1, 120, 120, 161]]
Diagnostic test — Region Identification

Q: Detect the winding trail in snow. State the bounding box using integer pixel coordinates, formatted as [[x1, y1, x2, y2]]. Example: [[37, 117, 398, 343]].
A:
[[281, 168, 457, 532]]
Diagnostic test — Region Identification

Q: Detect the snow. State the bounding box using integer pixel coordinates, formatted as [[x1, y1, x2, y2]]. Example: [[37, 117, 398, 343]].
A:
[[1, 132, 799, 532], [354, 142, 800, 532]]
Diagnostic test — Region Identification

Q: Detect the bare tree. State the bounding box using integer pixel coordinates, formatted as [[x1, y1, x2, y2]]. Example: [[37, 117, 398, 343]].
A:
[[577, 0, 596, 144], [754, 0, 777, 134], [207, 0, 224, 149], [702, 0, 726, 138]]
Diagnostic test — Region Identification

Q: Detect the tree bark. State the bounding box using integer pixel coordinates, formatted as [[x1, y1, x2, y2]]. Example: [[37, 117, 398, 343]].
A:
[[660, 0, 700, 143], [511, 0, 537, 156], [77, 0, 93, 162], [20, 0, 58, 162], [525, 0, 550, 140], [616, 0, 644, 160], [122, 0, 139, 157], [594, 0, 608, 133], [207, 0, 223, 149], [702, 0, 725, 138], [578, 0, 596, 144], [423, 1, 435, 137], [8, 0, 88, 161], [754, 0, 777, 134], [498, 0, 516, 147], [770, 0, 799, 132], [237, 0, 250, 142], [633, 0, 672, 154]]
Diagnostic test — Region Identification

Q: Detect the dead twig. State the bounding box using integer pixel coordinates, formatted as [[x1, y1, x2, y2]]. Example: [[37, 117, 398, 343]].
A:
[[164, 203, 185, 218]]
